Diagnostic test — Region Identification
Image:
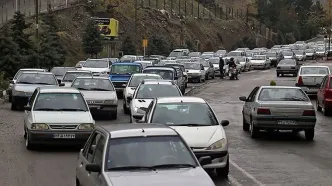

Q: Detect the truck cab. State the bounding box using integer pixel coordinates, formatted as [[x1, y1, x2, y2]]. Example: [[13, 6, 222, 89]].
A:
[[109, 62, 143, 93]]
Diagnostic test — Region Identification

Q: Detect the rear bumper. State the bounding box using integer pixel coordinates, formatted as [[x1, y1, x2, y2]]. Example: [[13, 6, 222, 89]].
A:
[[254, 116, 316, 130], [28, 130, 92, 145], [276, 69, 297, 74]]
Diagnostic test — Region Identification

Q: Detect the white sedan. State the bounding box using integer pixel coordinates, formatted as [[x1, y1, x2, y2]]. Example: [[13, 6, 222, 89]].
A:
[[139, 96, 230, 177], [250, 55, 271, 69]]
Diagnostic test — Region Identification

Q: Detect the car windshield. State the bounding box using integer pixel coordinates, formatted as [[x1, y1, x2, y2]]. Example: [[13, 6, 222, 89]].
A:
[[317, 48, 324, 52], [51, 68, 76, 76], [279, 60, 296, 65], [183, 63, 200, 70], [63, 72, 92, 82], [16, 73, 56, 85], [209, 58, 220, 64], [294, 51, 304, 55], [300, 67, 329, 75], [165, 64, 185, 72], [142, 69, 173, 80], [235, 57, 245, 62], [129, 75, 162, 87], [71, 78, 114, 91], [111, 65, 141, 74], [305, 49, 314, 53], [151, 102, 219, 125], [33, 93, 88, 111], [227, 51, 242, 56], [106, 136, 197, 170], [169, 51, 183, 57], [252, 56, 266, 60], [258, 88, 309, 101], [266, 53, 276, 57], [120, 55, 136, 62], [201, 54, 213, 59], [188, 52, 200, 57], [136, 84, 181, 99], [14, 70, 44, 80], [83, 59, 108, 68], [282, 52, 293, 56]]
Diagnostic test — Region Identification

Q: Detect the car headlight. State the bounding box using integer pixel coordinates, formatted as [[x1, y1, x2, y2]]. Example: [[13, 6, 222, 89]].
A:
[[104, 100, 117, 105], [206, 139, 227, 150], [31, 123, 49, 130], [78, 123, 95, 130]]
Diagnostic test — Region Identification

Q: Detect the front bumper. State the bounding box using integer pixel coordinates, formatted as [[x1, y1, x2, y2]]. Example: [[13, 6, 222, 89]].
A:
[[193, 150, 229, 169], [253, 116, 316, 130], [28, 130, 92, 145], [89, 105, 117, 114], [12, 95, 30, 106], [251, 64, 266, 69]]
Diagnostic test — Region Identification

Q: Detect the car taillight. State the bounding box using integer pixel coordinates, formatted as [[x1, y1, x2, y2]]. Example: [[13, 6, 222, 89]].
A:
[[296, 76, 303, 86], [302, 110, 315, 116], [257, 108, 271, 115]]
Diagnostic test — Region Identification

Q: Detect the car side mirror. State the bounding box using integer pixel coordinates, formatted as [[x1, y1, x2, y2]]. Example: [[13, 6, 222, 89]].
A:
[[59, 83, 65, 87], [24, 105, 31, 111], [85, 163, 101, 173], [221, 120, 229, 126], [199, 156, 212, 166], [239, 96, 247, 101]]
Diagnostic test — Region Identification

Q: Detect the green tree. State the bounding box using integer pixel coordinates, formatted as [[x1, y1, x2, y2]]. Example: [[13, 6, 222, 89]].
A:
[[0, 34, 22, 78], [10, 11, 36, 67], [120, 36, 136, 55], [147, 36, 169, 55], [83, 19, 103, 57]]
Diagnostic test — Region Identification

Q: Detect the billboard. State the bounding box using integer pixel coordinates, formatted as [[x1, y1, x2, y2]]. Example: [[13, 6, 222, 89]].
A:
[[94, 18, 119, 38]]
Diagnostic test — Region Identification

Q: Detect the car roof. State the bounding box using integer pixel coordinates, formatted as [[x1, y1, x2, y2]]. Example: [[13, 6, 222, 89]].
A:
[[141, 80, 174, 85], [65, 70, 91, 73], [20, 68, 46, 71], [144, 66, 175, 71], [300, 65, 329, 68], [100, 123, 178, 138], [131, 73, 161, 77], [39, 87, 81, 93], [86, 58, 108, 61], [156, 96, 206, 103], [20, 71, 53, 75], [74, 76, 109, 80], [260, 86, 301, 89], [52, 67, 76, 69], [113, 62, 141, 65]]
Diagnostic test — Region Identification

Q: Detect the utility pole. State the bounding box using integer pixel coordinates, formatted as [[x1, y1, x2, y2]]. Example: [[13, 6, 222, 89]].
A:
[[35, 0, 39, 68], [134, 0, 138, 54]]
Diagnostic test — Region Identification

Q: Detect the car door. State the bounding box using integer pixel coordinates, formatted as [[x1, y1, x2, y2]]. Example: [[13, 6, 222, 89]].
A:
[[144, 100, 155, 122], [24, 89, 38, 129], [76, 131, 102, 186], [243, 87, 260, 123], [200, 64, 206, 79], [317, 75, 328, 106], [89, 134, 107, 186]]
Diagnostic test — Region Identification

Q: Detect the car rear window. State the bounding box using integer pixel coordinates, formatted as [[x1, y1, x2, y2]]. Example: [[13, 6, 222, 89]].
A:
[[300, 67, 329, 75], [258, 88, 309, 101]]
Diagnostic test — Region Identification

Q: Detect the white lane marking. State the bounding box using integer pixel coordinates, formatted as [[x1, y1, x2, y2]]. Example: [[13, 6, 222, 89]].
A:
[[228, 175, 243, 186], [230, 159, 265, 186]]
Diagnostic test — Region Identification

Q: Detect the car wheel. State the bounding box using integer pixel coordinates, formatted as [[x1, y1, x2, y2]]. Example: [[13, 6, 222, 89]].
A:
[[250, 120, 259, 138], [185, 82, 188, 88], [316, 100, 322, 111], [123, 100, 130, 114], [277, 73, 280, 77], [305, 129, 314, 141], [212, 73, 215, 79], [216, 156, 229, 177], [205, 74, 208, 80], [11, 102, 17, 111], [243, 115, 249, 131], [323, 104, 330, 116], [76, 178, 80, 186], [25, 131, 34, 150]]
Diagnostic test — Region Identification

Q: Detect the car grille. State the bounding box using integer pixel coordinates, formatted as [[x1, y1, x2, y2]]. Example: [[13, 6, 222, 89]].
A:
[[86, 100, 104, 104], [112, 81, 127, 88], [49, 125, 78, 130]]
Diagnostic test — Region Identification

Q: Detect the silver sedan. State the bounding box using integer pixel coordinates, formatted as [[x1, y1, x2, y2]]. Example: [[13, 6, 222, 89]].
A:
[[276, 59, 299, 77], [239, 86, 316, 140]]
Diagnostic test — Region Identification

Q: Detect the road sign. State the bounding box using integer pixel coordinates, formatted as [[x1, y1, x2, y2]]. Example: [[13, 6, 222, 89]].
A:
[[142, 39, 148, 47]]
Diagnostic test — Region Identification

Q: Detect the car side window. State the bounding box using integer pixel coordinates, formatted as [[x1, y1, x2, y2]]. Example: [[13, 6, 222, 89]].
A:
[[84, 132, 102, 162], [247, 87, 260, 102], [29, 89, 38, 106], [321, 76, 328, 88], [92, 135, 106, 166], [145, 101, 154, 121]]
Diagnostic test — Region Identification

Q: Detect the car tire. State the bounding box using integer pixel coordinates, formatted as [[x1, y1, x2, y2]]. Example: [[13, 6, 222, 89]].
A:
[[205, 74, 209, 80], [276, 73, 280, 77], [250, 120, 259, 138], [185, 82, 188, 88], [216, 156, 229, 177], [212, 73, 215, 79], [305, 129, 314, 141], [316, 100, 322, 111], [11, 102, 17, 111], [123, 101, 130, 114], [323, 104, 330, 116], [243, 115, 249, 131], [25, 130, 34, 150], [76, 178, 81, 186]]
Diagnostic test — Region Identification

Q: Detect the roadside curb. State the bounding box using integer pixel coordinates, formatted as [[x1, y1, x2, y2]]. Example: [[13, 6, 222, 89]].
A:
[[185, 79, 217, 96]]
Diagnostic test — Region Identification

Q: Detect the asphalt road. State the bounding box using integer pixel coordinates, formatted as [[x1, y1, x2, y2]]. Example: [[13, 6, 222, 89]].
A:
[[1, 60, 332, 186]]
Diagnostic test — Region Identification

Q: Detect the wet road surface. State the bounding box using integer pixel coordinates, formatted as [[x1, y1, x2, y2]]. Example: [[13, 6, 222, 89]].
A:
[[1, 60, 331, 186]]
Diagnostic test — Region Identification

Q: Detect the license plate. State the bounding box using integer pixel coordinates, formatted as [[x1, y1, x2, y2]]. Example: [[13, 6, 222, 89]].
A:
[[278, 120, 296, 125], [53, 134, 75, 139]]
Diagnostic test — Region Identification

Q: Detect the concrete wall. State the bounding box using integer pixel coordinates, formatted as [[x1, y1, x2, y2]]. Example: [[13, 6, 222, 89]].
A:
[[0, 0, 78, 26]]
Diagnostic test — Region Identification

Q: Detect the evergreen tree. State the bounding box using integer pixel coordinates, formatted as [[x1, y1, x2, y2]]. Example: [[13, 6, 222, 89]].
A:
[[0, 34, 22, 78], [147, 36, 168, 55], [120, 36, 136, 55], [83, 19, 103, 57]]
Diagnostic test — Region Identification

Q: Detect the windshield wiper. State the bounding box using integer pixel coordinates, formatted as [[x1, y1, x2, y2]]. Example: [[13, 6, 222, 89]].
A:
[[175, 123, 209, 126], [108, 166, 153, 171], [58, 108, 86, 111], [151, 164, 196, 169], [34, 108, 60, 111], [16, 82, 34, 84], [90, 88, 111, 91]]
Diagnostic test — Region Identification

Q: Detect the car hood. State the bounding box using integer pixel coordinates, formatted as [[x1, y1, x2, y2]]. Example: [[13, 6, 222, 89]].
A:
[[170, 125, 226, 148], [81, 67, 108, 73], [251, 60, 265, 63], [187, 70, 201, 73], [105, 168, 214, 186], [80, 90, 117, 100], [14, 84, 57, 93], [33, 111, 93, 123], [133, 98, 153, 108], [296, 55, 304, 57]]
